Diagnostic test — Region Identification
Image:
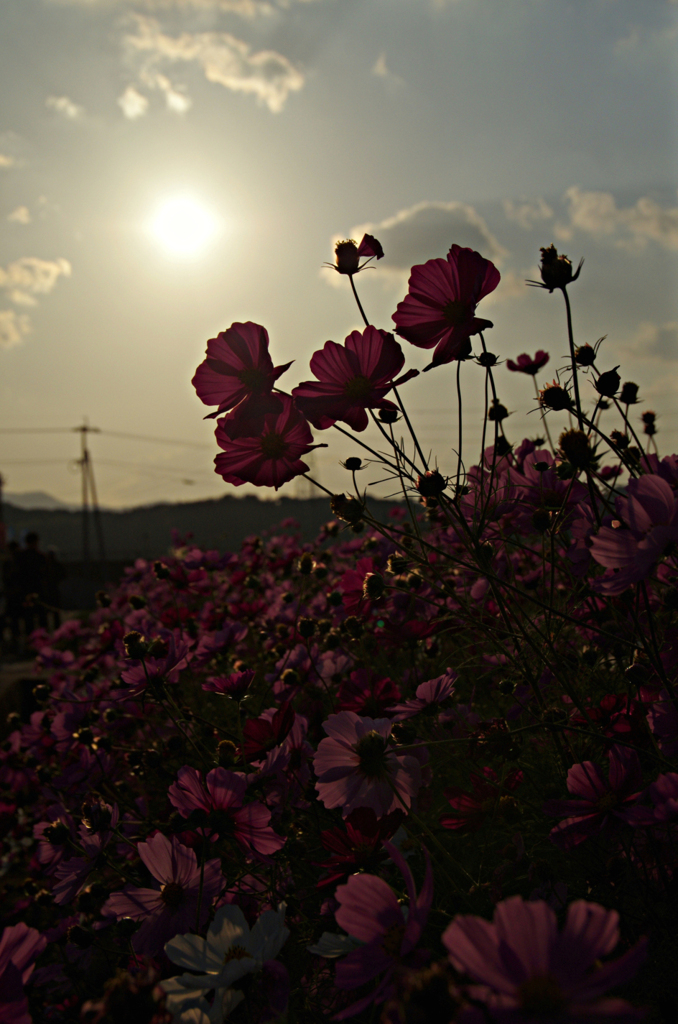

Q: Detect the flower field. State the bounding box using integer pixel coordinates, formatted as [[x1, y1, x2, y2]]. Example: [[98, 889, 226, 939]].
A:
[[2, 238, 678, 1022]]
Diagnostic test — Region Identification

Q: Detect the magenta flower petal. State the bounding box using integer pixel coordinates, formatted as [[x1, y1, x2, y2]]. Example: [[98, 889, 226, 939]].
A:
[[292, 327, 415, 432], [335, 874, 402, 943]]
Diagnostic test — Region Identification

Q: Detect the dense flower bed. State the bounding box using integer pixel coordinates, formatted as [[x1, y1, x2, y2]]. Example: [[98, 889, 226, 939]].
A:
[[2, 237, 678, 1022]]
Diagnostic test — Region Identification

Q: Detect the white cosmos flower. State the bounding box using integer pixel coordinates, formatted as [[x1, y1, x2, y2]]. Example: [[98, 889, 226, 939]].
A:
[[162, 903, 289, 1023]]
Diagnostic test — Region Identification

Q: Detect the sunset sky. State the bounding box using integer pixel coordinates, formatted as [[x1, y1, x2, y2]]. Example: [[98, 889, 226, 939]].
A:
[[1, 0, 677, 508]]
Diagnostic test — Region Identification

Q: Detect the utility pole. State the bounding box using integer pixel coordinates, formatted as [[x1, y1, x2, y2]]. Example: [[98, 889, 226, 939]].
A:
[[73, 421, 106, 575]]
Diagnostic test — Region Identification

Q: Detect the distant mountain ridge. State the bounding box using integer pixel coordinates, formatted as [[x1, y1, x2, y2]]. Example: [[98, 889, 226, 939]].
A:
[[4, 491, 80, 512], [2, 492, 402, 562]]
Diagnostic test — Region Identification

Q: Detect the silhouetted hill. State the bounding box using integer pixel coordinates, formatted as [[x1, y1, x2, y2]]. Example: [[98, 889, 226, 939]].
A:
[[3, 493, 402, 563]]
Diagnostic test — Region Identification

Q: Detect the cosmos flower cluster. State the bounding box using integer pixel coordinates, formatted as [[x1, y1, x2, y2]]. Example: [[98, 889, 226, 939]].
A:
[[2, 237, 678, 1022]]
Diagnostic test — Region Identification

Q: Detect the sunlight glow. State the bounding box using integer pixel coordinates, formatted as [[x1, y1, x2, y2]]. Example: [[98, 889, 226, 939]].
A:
[[149, 196, 219, 257]]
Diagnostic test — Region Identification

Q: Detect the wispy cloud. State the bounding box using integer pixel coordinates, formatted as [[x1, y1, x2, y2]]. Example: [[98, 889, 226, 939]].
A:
[[122, 15, 304, 113], [118, 84, 150, 119], [0, 257, 72, 307], [372, 52, 404, 88], [46, 95, 85, 120], [351, 199, 507, 274], [7, 206, 31, 224], [503, 197, 553, 230], [0, 154, 16, 169], [48, 0, 278, 14], [625, 320, 678, 361], [563, 186, 678, 251], [0, 309, 31, 349]]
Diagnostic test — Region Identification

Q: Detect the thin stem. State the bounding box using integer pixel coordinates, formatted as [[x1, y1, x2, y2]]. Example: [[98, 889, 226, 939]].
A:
[[561, 287, 585, 430], [455, 359, 464, 492], [349, 275, 370, 327]]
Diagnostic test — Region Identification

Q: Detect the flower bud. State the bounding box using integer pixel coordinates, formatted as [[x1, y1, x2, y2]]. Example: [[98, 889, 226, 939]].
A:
[[642, 411, 657, 436], [298, 617, 316, 638], [344, 616, 363, 638], [387, 554, 408, 575], [330, 493, 363, 525], [297, 553, 314, 575], [540, 383, 572, 412], [343, 457, 362, 471], [488, 399, 509, 422], [620, 382, 639, 405], [494, 436, 513, 458], [539, 244, 578, 291], [334, 239, 360, 275], [477, 351, 497, 367], [416, 470, 446, 497], [129, 594, 146, 610], [594, 367, 620, 398], [67, 925, 94, 949], [95, 590, 111, 608], [531, 508, 551, 533], [146, 637, 169, 659], [363, 572, 386, 600], [153, 561, 171, 579], [327, 590, 343, 607], [378, 408, 399, 424], [574, 344, 596, 366], [44, 821, 70, 845], [558, 429, 597, 471], [217, 740, 238, 768], [610, 430, 629, 450], [123, 631, 147, 660]]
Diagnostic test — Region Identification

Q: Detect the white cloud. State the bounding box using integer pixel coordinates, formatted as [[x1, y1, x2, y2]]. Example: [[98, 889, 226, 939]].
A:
[[626, 320, 678, 361], [123, 15, 304, 113], [564, 186, 678, 251], [7, 206, 31, 224], [48, 0, 277, 13], [372, 52, 404, 87], [0, 154, 15, 169], [503, 197, 553, 230], [118, 84, 150, 119], [46, 95, 85, 120], [0, 310, 31, 349], [0, 257, 72, 307], [353, 199, 507, 272], [140, 69, 193, 112]]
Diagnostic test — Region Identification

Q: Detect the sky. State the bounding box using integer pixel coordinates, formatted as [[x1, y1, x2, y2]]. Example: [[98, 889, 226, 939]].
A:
[[0, 0, 677, 509]]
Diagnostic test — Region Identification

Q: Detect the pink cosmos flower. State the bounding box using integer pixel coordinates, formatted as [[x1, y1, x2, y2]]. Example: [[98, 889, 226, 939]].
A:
[[440, 767, 523, 833], [392, 244, 500, 370], [389, 668, 457, 721], [214, 394, 327, 491], [506, 350, 550, 375], [119, 635, 190, 698], [315, 808, 405, 888], [102, 833, 223, 956], [0, 924, 46, 1024], [192, 321, 292, 418], [332, 841, 433, 1019], [168, 765, 285, 856], [201, 669, 254, 700], [292, 327, 418, 431], [543, 746, 642, 850], [313, 711, 422, 818], [443, 896, 646, 1022], [336, 669, 401, 718], [589, 474, 678, 595]]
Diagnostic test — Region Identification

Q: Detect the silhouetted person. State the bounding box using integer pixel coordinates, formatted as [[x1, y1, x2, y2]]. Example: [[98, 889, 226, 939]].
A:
[[44, 549, 66, 629], [2, 540, 22, 652], [16, 532, 48, 637]]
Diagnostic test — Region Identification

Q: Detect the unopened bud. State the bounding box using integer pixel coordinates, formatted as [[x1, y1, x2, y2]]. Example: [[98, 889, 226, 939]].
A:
[[416, 470, 446, 497], [488, 399, 509, 422], [298, 617, 316, 638], [620, 382, 639, 405], [574, 344, 595, 366], [363, 572, 385, 600], [378, 408, 399, 423], [123, 631, 147, 660], [343, 457, 362, 471], [297, 553, 314, 575], [334, 239, 360, 275], [594, 367, 620, 398]]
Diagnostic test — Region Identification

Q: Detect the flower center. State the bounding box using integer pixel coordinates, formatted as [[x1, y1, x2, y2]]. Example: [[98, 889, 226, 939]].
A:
[[354, 730, 390, 779], [238, 367, 268, 392], [596, 791, 619, 813], [381, 923, 406, 957], [160, 882, 184, 908], [224, 944, 250, 964], [260, 431, 288, 460], [518, 975, 567, 1016], [442, 300, 471, 326], [343, 375, 374, 403]]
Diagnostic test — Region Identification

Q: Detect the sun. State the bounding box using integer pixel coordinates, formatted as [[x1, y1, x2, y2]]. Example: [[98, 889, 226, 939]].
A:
[[149, 195, 219, 257]]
